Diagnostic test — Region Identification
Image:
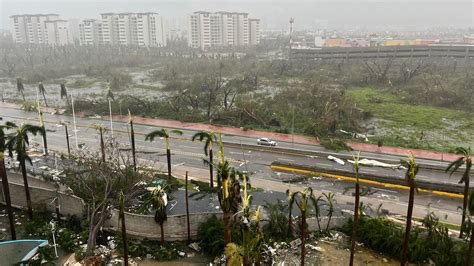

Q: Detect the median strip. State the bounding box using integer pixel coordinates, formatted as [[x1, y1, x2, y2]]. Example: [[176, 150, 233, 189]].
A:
[[270, 165, 463, 199]]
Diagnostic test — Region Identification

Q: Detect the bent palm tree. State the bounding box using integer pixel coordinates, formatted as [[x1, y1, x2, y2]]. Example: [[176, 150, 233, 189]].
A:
[[6, 122, 44, 219], [0, 121, 17, 239], [38, 82, 47, 107], [143, 186, 168, 244], [288, 187, 319, 266], [145, 128, 183, 178], [350, 151, 361, 266], [400, 153, 419, 266], [192, 131, 217, 187], [446, 147, 472, 238], [60, 83, 69, 104], [128, 111, 136, 171], [92, 123, 107, 163], [17, 78, 25, 102]]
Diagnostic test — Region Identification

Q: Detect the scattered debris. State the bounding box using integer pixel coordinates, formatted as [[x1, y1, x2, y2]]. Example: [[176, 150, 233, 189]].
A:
[[188, 242, 201, 252], [328, 155, 345, 165]]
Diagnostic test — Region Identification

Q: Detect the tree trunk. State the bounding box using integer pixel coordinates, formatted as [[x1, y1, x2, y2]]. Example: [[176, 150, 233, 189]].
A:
[[42, 126, 48, 155], [166, 149, 172, 178], [55, 191, 61, 225], [160, 223, 165, 245], [209, 148, 214, 188], [466, 222, 474, 266], [130, 121, 136, 172], [121, 211, 129, 266], [65, 125, 70, 156], [223, 212, 232, 245], [42, 92, 48, 107], [20, 159, 33, 219], [350, 182, 360, 266], [401, 181, 415, 266], [300, 212, 306, 266], [100, 130, 105, 163], [460, 174, 469, 238], [185, 172, 191, 244], [0, 158, 16, 239], [288, 210, 293, 238]]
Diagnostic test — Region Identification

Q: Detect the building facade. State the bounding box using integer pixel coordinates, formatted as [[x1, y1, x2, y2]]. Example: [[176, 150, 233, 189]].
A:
[[79, 19, 103, 45], [188, 11, 260, 49], [10, 14, 60, 44]]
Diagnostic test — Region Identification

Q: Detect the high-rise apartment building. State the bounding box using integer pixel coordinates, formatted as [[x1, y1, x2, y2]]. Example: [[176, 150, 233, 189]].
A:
[[99, 12, 166, 47], [10, 14, 60, 44], [44, 20, 70, 45], [188, 11, 259, 49], [249, 19, 261, 45], [79, 19, 103, 45]]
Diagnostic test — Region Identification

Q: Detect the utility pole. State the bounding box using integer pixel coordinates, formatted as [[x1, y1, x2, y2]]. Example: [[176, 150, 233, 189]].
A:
[[289, 18, 294, 60]]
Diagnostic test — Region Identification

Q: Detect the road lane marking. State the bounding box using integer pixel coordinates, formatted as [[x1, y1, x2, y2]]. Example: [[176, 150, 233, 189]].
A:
[[271, 165, 463, 199]]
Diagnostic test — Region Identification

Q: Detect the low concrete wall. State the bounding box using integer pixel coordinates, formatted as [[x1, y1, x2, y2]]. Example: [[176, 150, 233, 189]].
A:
[[0, 181, 84, 216], [105, 210, 223, 241]]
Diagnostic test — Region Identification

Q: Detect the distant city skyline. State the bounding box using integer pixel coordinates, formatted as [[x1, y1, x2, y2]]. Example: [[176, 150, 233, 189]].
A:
[[1, 0, 473, 31]]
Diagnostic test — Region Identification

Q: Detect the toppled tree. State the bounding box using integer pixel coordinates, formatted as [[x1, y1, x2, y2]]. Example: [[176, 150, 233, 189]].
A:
[[59, 142, 150, 255]]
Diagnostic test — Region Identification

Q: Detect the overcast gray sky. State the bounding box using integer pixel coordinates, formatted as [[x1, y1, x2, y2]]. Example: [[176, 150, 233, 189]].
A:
[[1, 0, 472, 31]]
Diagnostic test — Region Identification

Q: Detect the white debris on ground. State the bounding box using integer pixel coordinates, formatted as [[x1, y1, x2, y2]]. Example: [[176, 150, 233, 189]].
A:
[[328, 155, 345, 165], [347, 158, 405, 170]]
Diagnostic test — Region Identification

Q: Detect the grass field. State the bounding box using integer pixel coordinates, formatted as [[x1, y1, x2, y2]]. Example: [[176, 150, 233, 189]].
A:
[[347, 87, 474, 152]]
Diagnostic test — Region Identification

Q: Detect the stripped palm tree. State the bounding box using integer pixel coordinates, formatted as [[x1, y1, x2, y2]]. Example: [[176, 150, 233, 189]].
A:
[[145, 128, 183, 178], [128, 111, 136, 171], [0, 121, 17, 239], [60, 83, 69, 104], [38, 82, 48, 107], [6, 122, 44, 219], [36, 101, 47, 155], [118, 191, 129, 266], [400, 153, 419, 266], [465, 190, 474, 266], [17, 78, 25, 102], [287, 187, 320, 266], [143, 185, 168, 244], [92, 123, 107, 163], [349, 151, 361, 266], [192, 131, 217, 187], [446, 147, 472, 238]]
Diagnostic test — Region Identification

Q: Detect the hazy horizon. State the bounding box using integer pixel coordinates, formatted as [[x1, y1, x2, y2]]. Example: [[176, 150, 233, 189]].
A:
[[1, 0, 473, 31]]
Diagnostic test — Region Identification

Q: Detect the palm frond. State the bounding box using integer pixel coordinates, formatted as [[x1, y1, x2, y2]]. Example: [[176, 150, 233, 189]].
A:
[[145, 129, 167, 142], [445, 157, 464, 175]]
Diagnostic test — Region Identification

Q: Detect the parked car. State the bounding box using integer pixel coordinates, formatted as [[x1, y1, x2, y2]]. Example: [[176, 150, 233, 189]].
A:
[[257, 138, 277, 146]]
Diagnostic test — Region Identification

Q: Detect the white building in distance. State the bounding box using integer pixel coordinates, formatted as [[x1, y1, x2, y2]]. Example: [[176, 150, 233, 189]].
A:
[[188, 11, 260, 49], [10, 14, 60, 44], [97, 12, 167, 47]]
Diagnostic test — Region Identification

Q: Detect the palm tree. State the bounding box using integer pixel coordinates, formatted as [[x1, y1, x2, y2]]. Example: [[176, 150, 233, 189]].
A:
[[400, 153, 419, 266], [38, 82, 47, 107], [17, 78, 25, 102], [92, 123, 107, 163], [60, 83, 69, 104], [216, 134, 244, 246], [119, 191, 129, 266], [192, 131, 217, 187], [6, 122, 44, 219], [36, 104, 48, 155], [145, 128, 183, 178], [288, 187, 319, 266], [350, 151, 361, 266], [446, 147, 472, 238], [0, 121, 17, 239], [466, 190, 474, 266], [143, 185, 168, 244], [128, 111, 136, 171]]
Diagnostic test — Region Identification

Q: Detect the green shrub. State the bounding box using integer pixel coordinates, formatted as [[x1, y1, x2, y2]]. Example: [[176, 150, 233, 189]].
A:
[[341, 216, 467, 265], [74, 247, 86, 262], [262, 200, 289, 242], [197, 215, 225, 256], [320, 138, 351, 152]]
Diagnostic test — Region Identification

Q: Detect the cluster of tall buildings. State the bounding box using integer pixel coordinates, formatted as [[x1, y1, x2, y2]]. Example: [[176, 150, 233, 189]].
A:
[[188, 11, 260, 49], [9, 11, 261, 49], [10, 13, 166, 47]]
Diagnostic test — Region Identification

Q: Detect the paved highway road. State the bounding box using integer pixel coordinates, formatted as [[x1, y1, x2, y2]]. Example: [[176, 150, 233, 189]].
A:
[[0, 105, 465, 225]]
